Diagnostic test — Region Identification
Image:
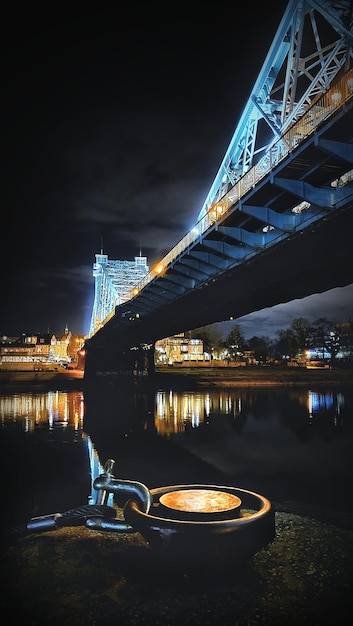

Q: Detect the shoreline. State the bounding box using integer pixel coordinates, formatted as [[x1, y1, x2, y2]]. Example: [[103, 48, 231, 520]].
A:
[[153, 365, 353, 388], [1, 365, 352, 391]]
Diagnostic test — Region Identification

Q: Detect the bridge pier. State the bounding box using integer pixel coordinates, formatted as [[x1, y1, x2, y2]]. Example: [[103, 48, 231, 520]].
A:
[[84, 341, 155, 380]]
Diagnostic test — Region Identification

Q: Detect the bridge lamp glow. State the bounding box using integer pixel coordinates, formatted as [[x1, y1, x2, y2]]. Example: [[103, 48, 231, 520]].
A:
[[331, 89, 342, 105], [346, 75, 353, 92], [132, 287, 139, 296], [155, 263, 165, 275]]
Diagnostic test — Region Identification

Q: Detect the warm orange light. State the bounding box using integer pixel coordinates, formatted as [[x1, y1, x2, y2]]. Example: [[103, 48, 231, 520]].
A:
[[159, 489, 241, 514], [155, 263, 164, 275], [209, 204, 224, 223], [132, 287, 139, 296]]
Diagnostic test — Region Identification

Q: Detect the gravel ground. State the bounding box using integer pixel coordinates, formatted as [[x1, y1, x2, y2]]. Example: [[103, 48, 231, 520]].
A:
[[1, 504, 352, 626]]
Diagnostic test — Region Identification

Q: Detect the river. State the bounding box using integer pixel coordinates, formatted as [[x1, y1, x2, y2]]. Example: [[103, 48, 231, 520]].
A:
[[1, 375, 352, 533]]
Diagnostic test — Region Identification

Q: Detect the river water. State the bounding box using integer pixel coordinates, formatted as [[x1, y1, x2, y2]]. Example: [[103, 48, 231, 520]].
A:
[[1, 378, 352, 532]]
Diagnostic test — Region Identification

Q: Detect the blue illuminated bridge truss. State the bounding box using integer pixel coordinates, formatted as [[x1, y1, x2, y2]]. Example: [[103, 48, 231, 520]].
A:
[[85, 0, 353, 374]]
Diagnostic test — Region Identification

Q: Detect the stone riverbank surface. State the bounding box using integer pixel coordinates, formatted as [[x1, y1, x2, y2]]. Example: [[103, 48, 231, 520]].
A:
[[1, 499, 353, 625], [1, 435, 353, 626]]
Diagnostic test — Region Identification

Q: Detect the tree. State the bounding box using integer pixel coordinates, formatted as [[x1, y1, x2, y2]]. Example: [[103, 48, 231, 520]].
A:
[[275, 328, 298, 359], [326, 325, 341, 362], [290, 318, 313, 355], [224, 325, 245, 360], [191, 325, 223, 357], [311, 318, 341, 362], [247, 335, 272, 362], [67, 333, 85, 364], [339, 320, 353, 361]]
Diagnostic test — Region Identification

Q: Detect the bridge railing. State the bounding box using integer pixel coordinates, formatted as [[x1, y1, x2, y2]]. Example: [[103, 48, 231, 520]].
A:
[[100, 69, 353, 328]]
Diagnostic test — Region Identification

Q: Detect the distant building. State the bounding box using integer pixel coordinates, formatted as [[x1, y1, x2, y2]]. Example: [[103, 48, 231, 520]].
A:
[[155, 334, 204, 365], [0, 327, 84, 370], [50, 325, 72, 362]]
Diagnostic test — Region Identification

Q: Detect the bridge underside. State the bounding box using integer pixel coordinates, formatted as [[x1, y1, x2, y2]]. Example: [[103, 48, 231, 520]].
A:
[[85, 200, 352, 377]]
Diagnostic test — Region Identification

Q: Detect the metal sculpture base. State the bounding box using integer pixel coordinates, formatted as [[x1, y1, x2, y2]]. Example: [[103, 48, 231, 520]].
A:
[[87, 459, 276, 564]]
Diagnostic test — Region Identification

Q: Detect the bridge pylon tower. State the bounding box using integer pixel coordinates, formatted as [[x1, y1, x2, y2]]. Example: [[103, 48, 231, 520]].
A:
[[89, 253, 149, 337]]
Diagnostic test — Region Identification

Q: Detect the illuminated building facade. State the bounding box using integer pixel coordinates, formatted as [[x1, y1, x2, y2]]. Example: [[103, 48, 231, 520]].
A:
[[89, 253, 149, 337], [0, 327, 84, 370], [155, 334, 204, 365]]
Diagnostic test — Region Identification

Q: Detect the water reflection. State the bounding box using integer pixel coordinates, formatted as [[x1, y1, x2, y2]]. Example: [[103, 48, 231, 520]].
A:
[[0, 390, 104, 527], [154, 388, 347, 437], [0, 390, 85, 433], [0, 384, 352, 525]]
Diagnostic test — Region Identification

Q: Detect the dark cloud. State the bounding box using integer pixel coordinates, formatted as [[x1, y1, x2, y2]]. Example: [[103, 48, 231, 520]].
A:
[[229, 286, 353, 339], [1, 2, 351, 337]]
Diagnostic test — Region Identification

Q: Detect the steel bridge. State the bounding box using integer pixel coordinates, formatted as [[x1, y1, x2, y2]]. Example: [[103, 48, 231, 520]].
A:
[[85, 0, 353, 377]]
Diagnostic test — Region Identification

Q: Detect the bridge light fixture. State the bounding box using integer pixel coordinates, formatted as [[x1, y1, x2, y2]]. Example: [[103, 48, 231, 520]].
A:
[[132, 287, 139, 296], [292, 200, 310, 214], [262, 225, 275, 233], [331, 89, 342, 105], [155, 263, 165, 275]]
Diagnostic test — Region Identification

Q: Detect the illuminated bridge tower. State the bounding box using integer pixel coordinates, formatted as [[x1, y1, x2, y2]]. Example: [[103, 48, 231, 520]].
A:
[[89, 253, 149, 337]]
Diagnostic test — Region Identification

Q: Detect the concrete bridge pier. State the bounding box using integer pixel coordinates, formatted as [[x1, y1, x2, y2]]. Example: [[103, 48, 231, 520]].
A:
[[84, 340, 155, 380]]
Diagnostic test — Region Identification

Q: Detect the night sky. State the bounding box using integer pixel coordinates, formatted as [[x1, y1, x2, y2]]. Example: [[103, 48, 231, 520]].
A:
[[1, 2, 352, 339]]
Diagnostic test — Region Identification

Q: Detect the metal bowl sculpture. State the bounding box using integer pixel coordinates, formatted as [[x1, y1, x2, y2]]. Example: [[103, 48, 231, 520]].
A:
[[86, 459, 276, 564]]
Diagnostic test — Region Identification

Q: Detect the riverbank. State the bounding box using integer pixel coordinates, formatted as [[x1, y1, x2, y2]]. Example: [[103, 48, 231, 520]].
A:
[[1, 365, 352, 392], [1, 512, 352, 626], [153, 365, 353, 388], [1, 464, 352, 625], [0, 368, 84, 390]]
